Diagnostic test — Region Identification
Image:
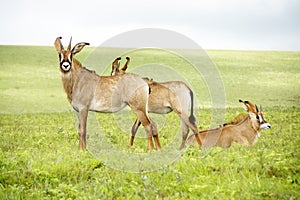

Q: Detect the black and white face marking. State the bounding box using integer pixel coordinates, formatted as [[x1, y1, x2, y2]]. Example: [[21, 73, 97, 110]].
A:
[[59, 52, 72, 72], [257, 113, 271, 130]]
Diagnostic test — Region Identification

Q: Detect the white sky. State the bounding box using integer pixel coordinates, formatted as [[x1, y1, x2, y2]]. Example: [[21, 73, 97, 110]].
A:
[[0, 0, 299, 50]]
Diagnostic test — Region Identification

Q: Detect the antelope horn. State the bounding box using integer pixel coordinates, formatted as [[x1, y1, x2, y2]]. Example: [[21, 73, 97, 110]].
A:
[[67, 36, 72, 50], [255, 104, 259, 112], [260, 104, 263, 112]]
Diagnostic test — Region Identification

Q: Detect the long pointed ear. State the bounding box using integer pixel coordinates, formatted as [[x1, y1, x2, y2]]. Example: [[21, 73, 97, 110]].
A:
[[239, 99, 249, 111], [239, 99, 258, 113], [54, 37, 64, 53], [72, 42, 90, 55], [121, 57, 130, 72], [112, 57, 121, 68], [112, 57, 121, 69], [111, 57, 121, 76]]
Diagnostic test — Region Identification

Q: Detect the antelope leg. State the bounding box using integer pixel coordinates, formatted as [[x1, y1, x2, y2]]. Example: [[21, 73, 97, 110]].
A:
[[150, 119, 161, 150], [130, 119, 141, 147], [179, 119, 190, 149], [180, 114, 202, 149], [78, 107, 88, 150]]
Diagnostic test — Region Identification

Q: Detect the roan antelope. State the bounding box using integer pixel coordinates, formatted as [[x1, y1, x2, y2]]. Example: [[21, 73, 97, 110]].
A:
[[110, 57, 202, 149], [187, 99, 271, 148], [54, 37, 161, 151]]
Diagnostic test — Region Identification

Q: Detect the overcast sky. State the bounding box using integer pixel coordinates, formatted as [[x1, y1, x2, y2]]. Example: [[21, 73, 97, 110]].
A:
[[0, 0, 299, 50]]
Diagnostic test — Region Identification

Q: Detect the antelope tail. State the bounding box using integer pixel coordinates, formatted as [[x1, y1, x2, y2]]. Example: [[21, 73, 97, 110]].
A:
[[189, 89, 196, 124]]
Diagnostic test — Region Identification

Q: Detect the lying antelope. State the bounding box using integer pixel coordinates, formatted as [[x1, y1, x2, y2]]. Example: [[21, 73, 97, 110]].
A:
[[111, 57, 202, 149], [54, 37, 161, 151], [187, 99, 271, 148]]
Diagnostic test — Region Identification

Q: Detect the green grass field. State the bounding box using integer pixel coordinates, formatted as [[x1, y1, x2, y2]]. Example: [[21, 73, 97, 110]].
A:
[[0, 46, 299, 199]]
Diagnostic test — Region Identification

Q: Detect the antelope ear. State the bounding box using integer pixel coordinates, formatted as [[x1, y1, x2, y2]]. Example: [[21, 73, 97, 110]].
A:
[[239, 99, 249, 111], [54, 37, 63, 53], [121, 57, 130, 71], [72, 42, 90, 55], [112, 57, 121, 69], [241, 104, 248, 111]]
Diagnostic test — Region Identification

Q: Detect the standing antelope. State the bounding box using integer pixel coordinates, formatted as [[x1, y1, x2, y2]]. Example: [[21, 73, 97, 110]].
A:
[[187, 99, 271, 148], [54, 37, 161, 151], [111, 57, 202, 149]]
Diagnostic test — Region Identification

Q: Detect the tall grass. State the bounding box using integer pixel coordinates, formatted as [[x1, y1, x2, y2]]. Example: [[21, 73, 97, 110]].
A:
[[0, 46, 299, 199]]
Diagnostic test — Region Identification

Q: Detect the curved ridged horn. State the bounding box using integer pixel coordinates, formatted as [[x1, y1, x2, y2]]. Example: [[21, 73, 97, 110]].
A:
[[260, 104, 263, 112], [67, 36, 72, 50], [255, 104, 259, 112]]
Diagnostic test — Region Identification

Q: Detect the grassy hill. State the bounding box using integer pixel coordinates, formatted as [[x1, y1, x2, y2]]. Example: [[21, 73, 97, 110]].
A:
[[0, 46, 299, 199]]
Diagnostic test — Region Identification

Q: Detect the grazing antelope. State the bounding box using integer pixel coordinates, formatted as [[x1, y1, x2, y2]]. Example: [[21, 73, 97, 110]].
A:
[[186, 99, 271, 148], [111, 57, 202, 149], [54, 37, 161, 151]]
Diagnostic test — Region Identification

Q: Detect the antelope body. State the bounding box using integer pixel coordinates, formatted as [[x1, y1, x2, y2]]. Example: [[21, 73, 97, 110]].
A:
[[54, 37, 161, 150], [111, 57, 202, 149], [187, 100, 271, 148]]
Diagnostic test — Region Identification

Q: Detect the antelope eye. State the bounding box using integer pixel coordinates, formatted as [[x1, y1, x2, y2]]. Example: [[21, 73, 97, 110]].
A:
[[256, 115, 259, 120]]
